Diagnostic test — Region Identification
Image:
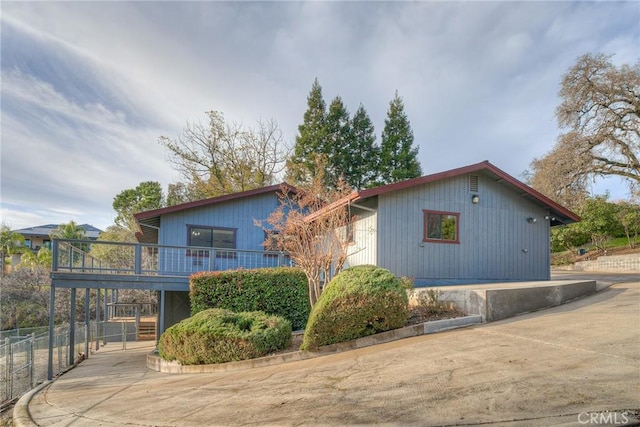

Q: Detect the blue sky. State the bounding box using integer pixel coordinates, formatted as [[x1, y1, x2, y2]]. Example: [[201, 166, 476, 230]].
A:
[[1, 1, 638, 231]]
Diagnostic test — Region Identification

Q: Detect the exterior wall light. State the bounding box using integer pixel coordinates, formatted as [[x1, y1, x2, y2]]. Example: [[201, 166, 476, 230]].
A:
[[471, 194, 479, 204], [527, 217, 536, 224]]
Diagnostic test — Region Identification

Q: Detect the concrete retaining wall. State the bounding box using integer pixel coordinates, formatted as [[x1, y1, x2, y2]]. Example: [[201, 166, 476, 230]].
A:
[[568, 254, 640, 273], [421, 280, 597, 322], [484, 281, 596, 321]]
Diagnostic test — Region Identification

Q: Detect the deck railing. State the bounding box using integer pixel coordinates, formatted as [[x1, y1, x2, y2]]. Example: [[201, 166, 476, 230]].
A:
[[106, 303, 157, 320], [52, 239, 292, 277]]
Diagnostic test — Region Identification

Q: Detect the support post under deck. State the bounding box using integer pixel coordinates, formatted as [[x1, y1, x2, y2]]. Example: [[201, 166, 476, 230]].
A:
[[69, 289, 76, 365], [159, 290, 166, 339], [84, 288, 90, 358], [47, 285, 55, 381]]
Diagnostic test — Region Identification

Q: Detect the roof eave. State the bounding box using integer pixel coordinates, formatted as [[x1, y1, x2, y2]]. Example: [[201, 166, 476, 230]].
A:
[[351, 160, 580, 223], [133, 183, 298, 243]]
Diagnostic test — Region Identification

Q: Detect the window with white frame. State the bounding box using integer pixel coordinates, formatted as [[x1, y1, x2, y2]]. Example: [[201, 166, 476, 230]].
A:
[[187, 225, 236, 257]]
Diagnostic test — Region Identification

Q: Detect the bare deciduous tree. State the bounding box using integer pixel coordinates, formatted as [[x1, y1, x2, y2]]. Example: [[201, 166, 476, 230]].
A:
[[159, 111, 288, 201], [258, 166, 354, 307], [528, 141, 591, 211], [529, 53, 639, 205]]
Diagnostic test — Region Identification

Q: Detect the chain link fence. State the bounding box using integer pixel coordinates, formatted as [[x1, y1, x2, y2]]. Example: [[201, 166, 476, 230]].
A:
[[1, 320, 144, 406]]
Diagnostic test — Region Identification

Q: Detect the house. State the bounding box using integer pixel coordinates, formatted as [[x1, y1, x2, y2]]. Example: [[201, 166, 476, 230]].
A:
[[13, 223, 102, 252], [134, 183, 296, 258], [130, 160, 578, 324], [133, 183, 296, 327], [337, 161, 579, 285], [45, 161, 578, 379]]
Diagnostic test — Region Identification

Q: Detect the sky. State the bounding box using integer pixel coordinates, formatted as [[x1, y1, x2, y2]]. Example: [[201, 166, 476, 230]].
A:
[[1, 1, 638, 232]]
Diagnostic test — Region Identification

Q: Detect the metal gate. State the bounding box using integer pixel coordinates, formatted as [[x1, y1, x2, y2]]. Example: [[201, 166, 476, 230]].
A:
[[1, 334, 35, 404]]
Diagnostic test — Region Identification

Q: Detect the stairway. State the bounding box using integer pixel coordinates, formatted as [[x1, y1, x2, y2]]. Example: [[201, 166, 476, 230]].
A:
[[137, 319, 157, 341]]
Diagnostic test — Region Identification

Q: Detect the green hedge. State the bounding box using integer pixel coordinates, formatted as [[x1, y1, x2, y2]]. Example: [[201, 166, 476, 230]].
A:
[[190, 267, 310, 330], [158, 308, 292, 364], [301, 265, 409, 350]]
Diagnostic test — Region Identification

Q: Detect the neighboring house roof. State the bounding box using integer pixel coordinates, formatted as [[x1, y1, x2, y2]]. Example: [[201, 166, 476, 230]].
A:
[[308, 161, 580, 226], [13, 224, 102, 239], [134, 183, 298, 243]]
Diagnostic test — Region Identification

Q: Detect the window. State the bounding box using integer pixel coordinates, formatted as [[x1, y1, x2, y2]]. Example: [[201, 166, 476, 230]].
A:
[[345, 222, 355, 244], [24, 239, 31, 249], [187, 226, 236, 257], [263, 231, 280, 257], [43, 240, 51, 250], [423, 210, 459, 243]]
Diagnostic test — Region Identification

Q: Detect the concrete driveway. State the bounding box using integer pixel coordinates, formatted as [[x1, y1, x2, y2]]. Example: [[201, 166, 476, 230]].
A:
[[19, 279, 640, 426]]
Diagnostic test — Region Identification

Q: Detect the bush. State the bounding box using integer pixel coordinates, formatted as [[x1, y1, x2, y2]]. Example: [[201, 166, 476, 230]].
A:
[[190, 267, 310, 330], [301, 265, 409, 350], [158, 308, 292, 365]]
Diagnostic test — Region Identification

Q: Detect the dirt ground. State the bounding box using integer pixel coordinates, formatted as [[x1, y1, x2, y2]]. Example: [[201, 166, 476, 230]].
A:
[[1, 407, 13, 426]]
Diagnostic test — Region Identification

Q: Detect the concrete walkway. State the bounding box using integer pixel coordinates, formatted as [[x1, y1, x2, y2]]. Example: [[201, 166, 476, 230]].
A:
[[17, 281, 640, 426]]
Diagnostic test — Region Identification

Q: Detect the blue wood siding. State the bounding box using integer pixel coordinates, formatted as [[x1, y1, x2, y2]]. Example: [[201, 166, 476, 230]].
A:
[[375, 173, 551, 283], [157, 192, 281, 273]]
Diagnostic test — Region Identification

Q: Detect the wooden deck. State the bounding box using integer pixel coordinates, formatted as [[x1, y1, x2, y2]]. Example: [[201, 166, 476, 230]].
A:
[[110, 316, 157, 341]]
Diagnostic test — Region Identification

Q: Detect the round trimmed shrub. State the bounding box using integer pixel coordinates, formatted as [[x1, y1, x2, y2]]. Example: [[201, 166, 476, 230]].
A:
[[301, 265, 409, 350], [158, 308, 292, 364]]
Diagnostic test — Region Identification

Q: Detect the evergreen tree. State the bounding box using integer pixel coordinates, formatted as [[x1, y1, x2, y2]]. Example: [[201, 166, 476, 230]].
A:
[[349, 104, 379, 189], [325, 96, 352, 188], [379, 91, 422, 184], [286, 78, 328, 187]]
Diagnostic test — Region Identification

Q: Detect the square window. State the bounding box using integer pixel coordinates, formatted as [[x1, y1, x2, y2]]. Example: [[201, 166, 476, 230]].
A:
[[423, 210, 459, 243]]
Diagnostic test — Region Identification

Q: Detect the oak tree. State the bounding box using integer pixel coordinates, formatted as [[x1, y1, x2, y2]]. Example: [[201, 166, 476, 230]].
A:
[[113, 181, 164, 232], [530, 53, 640, 204], [160, 111, 287, 201]]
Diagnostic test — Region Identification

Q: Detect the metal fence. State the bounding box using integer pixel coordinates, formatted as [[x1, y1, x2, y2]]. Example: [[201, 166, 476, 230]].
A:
[[52, 239, 293, 277], [107, 302, 157, 319], [0, 321, 142, 405], [0, 327, 49, 342]]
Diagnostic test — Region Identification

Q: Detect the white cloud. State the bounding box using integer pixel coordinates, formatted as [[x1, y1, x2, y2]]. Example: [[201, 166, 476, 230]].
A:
[[1, 1, 638, 230]]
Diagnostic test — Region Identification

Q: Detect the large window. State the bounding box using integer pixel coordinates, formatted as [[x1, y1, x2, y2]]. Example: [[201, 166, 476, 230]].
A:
[[423, 210, 459, 244], [187, 225, 236, 257]]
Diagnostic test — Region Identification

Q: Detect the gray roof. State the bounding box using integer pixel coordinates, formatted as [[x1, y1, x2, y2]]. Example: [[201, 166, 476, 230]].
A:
[[13, 224, 102, 240]]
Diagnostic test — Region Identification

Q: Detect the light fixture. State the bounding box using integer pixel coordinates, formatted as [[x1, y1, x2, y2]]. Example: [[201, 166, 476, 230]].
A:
[[527, 217, 536, 224], [471, 194, 479, 204], [544, 215, 550, 220]]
